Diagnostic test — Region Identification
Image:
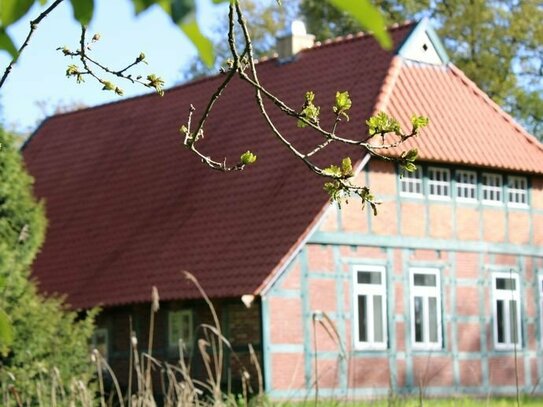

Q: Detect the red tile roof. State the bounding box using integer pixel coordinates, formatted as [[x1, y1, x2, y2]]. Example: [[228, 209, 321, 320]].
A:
[[381, 59, 543, 173], [24, 24, 414, 309], [23, 22, 543, 309]]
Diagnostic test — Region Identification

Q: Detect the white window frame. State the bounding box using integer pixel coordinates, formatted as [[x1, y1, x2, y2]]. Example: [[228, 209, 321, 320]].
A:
[[168, 310, 193, 349], [539, 275, 543, 343], [507, 176, 528, 207], [455, 170, 477, 202], [482, 173, 503, 205], [90, 328, 109, 360], [492, 272, 522, 350], [399, 167, 423, 198], [410, 268, 442, 350], [352, 265, 388, 350], [428, 167, 451, 200]]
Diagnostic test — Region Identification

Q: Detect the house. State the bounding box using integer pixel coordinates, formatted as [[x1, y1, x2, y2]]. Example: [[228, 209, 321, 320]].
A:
[[23, 19, 543, 399]]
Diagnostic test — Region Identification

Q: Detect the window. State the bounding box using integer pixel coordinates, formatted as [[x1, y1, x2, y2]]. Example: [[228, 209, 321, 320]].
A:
[[410, 268, 442, 349], [507, 176, 528, 206], [168, 310, 193, 349], [428, 167, 450, 199], [482, 173, 503, 204], [456, 170, 477, 201], [400, 167, 423, 197], [493, 272, 521, 349], [352, 265, 387, 350], [539, 276, 543, 340], [90, 328, 109, 360]]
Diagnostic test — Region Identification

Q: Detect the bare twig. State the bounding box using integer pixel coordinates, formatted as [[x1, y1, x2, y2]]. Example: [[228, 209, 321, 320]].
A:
[[0, 0, 66, 89]]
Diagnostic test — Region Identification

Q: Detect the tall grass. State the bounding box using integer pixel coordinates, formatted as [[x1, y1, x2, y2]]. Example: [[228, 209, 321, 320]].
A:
[[1, 272, 541, 406]]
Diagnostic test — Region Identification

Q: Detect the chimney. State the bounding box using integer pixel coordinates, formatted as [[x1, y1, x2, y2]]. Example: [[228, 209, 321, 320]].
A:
[[276, 20, 315, 61]]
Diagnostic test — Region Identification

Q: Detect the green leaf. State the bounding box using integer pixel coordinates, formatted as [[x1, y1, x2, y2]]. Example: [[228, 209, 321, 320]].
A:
[[0, 28, 17, 58], [0, 0, 34, 27], [180, 16, 214, 68], [69, 0, 94, 26], [402, 162, 417, 172], [240, 150, 257, 165], [0, 309, 14, 356], [401, 148, 418, 162], [323, 165, 342, 177], [333, 90, 352, 120], [328, 0, 392, 50], [131, 0, 156, 14], [341, 156, 353, 177]]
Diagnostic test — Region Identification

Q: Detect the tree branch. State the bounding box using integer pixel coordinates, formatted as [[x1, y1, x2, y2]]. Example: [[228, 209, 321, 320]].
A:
[[0, 0, 66, 89]]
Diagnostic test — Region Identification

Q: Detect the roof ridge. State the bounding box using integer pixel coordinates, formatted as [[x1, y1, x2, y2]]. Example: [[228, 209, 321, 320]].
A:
[[448, 64, 543, 152], [372, 55, 404, 114], [303, 20, 416, 53]]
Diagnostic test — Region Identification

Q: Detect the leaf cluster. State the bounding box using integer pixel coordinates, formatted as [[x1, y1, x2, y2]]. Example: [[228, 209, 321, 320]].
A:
[[0, 128, 96, 398]]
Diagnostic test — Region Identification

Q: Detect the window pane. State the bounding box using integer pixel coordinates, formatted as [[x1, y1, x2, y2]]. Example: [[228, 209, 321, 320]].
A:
[[497, 300, 505, 344], [414, 296, 423, 342], [414, 273, 436, 287], [509, 300, 518, 344], [496, 278, 516, 290], [358, 295, 367, 342], [357, 271, 382, 285], [429, 297, 438, 343], [373, 295, 383, 342]]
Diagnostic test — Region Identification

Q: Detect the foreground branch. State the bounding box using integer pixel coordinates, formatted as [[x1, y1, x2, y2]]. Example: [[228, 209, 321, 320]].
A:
[[0, 0, 66, 89], [180, 0, 428, 214]]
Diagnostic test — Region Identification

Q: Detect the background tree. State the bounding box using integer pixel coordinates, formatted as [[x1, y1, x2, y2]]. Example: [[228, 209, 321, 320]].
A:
[[182, 0, 294, 80], [299, 0, 543, 140], [0, 128, 96, 400]]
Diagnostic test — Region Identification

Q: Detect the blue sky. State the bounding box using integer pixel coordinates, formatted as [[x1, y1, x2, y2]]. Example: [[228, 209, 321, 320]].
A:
[[0, 0, 225, 132]]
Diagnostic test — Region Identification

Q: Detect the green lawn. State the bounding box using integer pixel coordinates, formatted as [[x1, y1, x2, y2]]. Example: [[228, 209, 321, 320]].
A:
[[277, 397, 543, 407]]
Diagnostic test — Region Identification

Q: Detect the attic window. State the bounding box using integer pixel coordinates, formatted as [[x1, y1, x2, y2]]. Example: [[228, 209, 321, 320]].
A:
[[428, 167, 450, 199], [482, 173, 503, 204], [456, 170, 477, 201], [400, 167, 423, 197], [507, 176, 528, 207], [422, 43, 428, 51]]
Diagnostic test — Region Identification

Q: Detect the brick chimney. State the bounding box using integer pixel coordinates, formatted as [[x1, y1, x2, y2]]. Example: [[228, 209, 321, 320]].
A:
[[276, 20, 315, 61]]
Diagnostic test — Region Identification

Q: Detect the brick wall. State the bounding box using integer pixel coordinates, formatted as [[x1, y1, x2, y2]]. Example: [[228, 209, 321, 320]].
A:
[[263, 160, 543, 398]]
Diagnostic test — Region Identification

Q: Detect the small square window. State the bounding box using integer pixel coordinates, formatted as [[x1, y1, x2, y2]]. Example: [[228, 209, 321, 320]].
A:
[[169, 310, 193, 349], [482, 173, 503, 204], [507, 176, 528, 207], [400, 167, 423, 197], [456, 170, 477, 201], [428, 168, 450, 199], [90, 328, 109, 360]]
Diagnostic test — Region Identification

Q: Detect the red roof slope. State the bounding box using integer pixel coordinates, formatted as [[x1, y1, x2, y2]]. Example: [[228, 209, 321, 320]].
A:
[[24, 25, 414, 309], [382, 60, 543, 173]]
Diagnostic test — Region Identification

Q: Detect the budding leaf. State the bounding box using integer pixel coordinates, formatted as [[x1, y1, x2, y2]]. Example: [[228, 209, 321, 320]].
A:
[[147, 74, 165, 96], [298, 91, 320, 128], [323, 165, 342, 177], [240, 151, 257, 165], [333, 91, 352, 120], [411, 115, 429, 133], [402, 162, 417, 172], [101, 80, 116, 91], [341, 157, 353, 177]]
